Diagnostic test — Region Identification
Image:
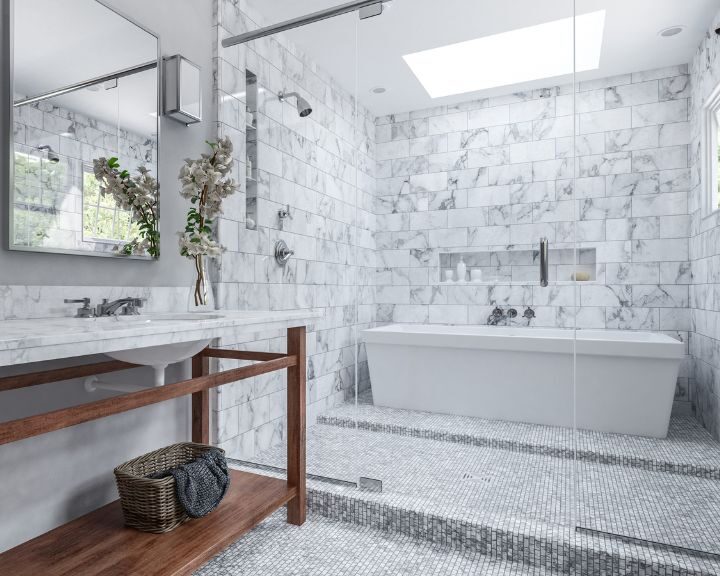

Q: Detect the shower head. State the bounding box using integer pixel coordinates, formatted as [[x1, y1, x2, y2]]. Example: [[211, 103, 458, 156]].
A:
[[278, 91, 312, 118], [37, 145, 60, 163]]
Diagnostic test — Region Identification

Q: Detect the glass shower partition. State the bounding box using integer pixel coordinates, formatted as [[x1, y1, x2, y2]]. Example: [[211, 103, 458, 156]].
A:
[[571, 0, 720, 571], [217, 2, 365, 489]]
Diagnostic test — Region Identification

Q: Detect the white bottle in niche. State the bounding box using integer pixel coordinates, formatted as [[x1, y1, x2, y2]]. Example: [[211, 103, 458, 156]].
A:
[[456, 257, 467, 283]]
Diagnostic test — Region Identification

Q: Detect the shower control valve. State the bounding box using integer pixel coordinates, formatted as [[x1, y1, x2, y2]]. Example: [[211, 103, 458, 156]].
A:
[[274, 239, 294, 266], [523, 307, 536, 319]]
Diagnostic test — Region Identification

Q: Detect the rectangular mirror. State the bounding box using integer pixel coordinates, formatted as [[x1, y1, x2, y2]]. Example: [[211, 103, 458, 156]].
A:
[[9, 0, 160, 258]]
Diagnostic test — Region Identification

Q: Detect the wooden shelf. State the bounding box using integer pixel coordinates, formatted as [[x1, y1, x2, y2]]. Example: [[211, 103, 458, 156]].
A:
[[0, 470, 296, 576], [0, 330, 307, 573]]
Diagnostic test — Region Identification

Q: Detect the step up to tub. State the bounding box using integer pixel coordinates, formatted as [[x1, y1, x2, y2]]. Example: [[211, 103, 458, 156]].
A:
[[307, 487, 720, 576], [317, 405, 720, 480], [195, 509, 562, 576]]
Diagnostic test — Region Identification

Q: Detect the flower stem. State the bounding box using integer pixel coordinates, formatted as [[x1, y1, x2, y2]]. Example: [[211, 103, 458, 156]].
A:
[[194, 255, 206, 306]]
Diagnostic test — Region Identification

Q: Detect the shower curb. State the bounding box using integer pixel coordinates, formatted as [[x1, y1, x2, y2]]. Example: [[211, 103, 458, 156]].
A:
[[307, 488, 720, 576], [317, 416, 720, 480]]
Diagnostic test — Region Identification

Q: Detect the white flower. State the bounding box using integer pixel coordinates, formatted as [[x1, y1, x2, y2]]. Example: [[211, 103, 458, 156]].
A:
[[178, 138, 238, 260]]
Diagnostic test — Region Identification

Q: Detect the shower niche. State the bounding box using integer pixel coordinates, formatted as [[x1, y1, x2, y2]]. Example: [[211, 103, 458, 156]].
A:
[[438, 247, 597, 285], [245, 69, 258, 230]]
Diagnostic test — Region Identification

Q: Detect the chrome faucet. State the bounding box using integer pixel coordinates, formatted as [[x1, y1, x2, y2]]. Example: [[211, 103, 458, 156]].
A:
[[539, 237, 549, 287], [96, 297, 146, 316], [488, 307, 519, 326], [487, 307, 504, 325]]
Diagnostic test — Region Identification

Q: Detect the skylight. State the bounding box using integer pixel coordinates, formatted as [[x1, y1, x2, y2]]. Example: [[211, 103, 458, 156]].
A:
[[403, 11, 606, 98]]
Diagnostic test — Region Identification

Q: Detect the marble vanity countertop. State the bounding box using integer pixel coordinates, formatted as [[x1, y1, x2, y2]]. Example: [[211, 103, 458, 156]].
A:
[[0, 310, 322, 367]]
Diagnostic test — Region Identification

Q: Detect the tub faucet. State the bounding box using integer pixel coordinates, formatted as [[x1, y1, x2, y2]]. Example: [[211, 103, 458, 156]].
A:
[[487, 307, 505, 326], [523, 307, 536, 320]]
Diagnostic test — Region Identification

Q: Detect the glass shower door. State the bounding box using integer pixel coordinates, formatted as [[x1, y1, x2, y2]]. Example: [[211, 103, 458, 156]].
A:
[[213, 2, 363, 488], [571, 0, 720, 568]]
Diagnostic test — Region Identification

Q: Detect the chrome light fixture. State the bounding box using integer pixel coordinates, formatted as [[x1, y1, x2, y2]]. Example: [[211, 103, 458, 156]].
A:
[[163, 54, 202, 125]]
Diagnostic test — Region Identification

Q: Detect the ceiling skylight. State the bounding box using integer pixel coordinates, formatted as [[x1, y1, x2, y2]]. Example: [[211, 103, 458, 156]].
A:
[[403, 11, 606, 98]]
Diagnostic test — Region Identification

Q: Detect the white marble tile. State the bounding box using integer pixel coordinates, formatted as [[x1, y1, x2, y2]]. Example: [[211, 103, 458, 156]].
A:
[[632, 100, 688, 127]]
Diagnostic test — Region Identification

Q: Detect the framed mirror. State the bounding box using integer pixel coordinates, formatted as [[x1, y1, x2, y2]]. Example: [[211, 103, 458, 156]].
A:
[[9, 0, 160, 259]]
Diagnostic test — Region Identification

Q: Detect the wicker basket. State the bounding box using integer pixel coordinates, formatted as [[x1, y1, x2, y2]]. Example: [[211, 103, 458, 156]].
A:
[[114, 442, 224, 533]]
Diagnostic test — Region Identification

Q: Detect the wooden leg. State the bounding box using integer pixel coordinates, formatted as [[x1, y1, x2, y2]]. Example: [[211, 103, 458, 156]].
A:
[[191, 352, 210, 444], [286, 326, 306, 525]]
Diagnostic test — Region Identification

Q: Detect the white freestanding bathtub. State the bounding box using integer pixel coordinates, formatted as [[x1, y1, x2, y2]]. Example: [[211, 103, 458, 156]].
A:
[[363, 324, 685, 438]]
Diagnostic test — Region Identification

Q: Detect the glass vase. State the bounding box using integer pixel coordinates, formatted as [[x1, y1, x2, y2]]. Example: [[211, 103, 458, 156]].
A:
[[188, 254, 215, 312]]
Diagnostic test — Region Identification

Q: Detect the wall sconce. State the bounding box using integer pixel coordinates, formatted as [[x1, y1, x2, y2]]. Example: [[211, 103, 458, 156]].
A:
[[163, 55, 202, 125]]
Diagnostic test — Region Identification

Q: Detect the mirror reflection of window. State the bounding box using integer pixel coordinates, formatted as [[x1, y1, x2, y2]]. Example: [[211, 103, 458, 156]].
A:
[[82, 165, 140, 244]]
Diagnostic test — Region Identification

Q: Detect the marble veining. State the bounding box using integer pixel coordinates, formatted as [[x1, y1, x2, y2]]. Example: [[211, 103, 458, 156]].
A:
[[0, 309, 321, 367]]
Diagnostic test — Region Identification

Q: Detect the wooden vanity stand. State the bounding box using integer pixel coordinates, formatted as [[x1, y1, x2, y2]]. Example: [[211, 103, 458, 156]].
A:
[[0, 326, 307, 576]]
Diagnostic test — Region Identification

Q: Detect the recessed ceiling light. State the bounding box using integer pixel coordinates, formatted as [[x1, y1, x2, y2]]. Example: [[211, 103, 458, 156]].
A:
[[370, 86, 387, 94], [403, 10, 605, 99], [658, 25, 685, 38]]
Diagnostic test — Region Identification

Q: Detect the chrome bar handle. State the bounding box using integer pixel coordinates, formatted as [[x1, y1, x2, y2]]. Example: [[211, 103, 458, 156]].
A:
[[539, 237, 549, 287]]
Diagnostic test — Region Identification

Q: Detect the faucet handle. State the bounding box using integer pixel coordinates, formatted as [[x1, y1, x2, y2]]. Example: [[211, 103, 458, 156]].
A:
[[523, 307, 536, 319], [64, 297, 90, 305], [278, 204, 292, 220], [64, 297, 94, 318], [491, 307, 504, 318]]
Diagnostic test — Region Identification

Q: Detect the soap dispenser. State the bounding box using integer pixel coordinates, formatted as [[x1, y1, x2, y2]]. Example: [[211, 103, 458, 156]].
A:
[[456, 256, 467, 283]]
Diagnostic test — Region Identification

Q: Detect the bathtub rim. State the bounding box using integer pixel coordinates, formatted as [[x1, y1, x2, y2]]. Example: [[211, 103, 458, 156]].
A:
[[362, 324, 685, 360]]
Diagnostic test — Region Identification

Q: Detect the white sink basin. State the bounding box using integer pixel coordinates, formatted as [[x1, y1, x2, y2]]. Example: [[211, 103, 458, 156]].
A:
[[101, 313, 223, 385]]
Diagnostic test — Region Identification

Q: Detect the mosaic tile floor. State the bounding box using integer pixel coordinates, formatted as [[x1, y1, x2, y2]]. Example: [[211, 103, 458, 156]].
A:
[[319, 391, 720, 478], [245, 424, 720, 556], [232, 396, 720, 575], [195, 512, 555, 576]]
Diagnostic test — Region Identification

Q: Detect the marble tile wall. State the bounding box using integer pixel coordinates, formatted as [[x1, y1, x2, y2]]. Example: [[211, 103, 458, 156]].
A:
[[0, 285, 189, 321], [373, 68, 693, 405], [689, 8, 720, 439], [212, 0, 376, 459]]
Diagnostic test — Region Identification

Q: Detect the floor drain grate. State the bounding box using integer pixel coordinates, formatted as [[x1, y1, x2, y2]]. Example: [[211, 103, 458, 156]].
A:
[[461, 472, 490, 482]]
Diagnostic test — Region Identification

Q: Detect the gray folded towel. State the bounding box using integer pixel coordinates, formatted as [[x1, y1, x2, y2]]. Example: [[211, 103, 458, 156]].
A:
[[149, 449, 230, 518]]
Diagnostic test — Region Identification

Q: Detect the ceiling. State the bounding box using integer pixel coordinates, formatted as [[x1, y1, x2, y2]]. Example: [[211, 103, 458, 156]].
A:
[[14, 0, 158, 136], [246, 0, 719, 116]]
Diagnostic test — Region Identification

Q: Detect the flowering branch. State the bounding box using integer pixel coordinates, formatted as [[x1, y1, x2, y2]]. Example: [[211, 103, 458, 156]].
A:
[[178, 137, 237, 305], [93, 158, 160, 258]]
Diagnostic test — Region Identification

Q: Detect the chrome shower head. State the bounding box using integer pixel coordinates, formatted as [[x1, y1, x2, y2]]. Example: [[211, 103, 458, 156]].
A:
[[279, 91, 312, 118], [37, 144, 60, 163]]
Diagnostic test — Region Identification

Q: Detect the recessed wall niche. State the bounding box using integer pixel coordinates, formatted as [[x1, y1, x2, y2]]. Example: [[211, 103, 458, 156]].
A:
[[438, 248, 597, 285], [245, 69, 258, 230]]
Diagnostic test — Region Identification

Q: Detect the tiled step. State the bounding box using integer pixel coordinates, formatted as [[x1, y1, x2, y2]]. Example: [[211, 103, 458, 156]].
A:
[[317, 406, 720, 480], [306, 487, 720, 576], [195, 510, 560, 576], [238, 421, 720, 569]]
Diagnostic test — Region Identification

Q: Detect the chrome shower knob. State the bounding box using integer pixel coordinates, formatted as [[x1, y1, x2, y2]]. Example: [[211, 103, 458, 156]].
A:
[[274, 240, 294, 266]]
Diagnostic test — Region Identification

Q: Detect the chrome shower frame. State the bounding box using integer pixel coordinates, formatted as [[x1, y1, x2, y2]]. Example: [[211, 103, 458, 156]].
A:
[[222, 0, 385, 47]]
